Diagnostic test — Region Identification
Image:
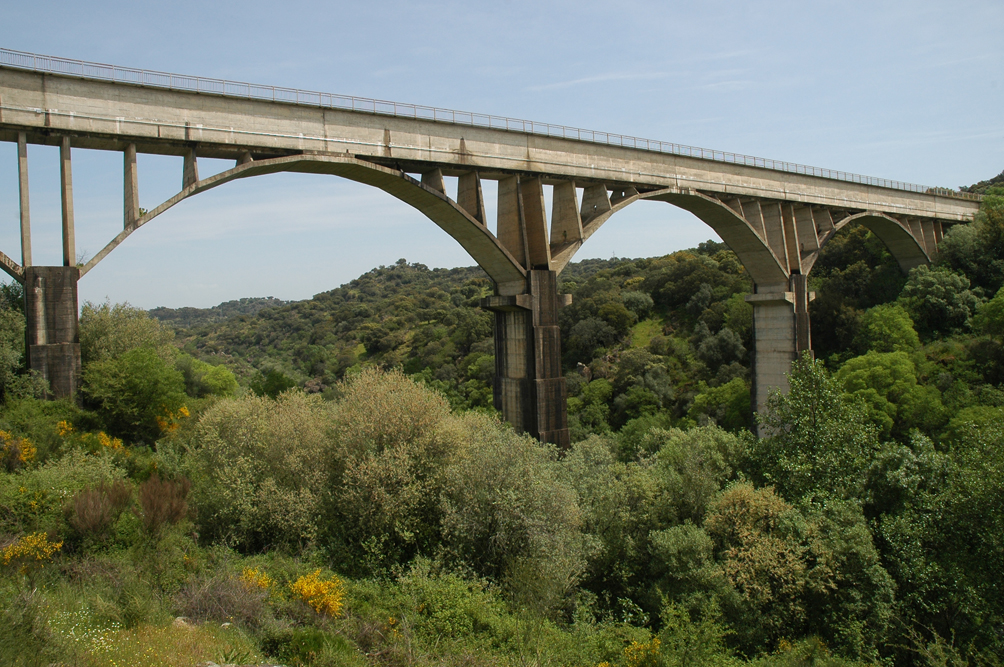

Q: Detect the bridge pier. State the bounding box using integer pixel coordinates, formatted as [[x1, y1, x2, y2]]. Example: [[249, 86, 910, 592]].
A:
[[24, 267, 81, 399], [482, 270, 569, 449], [747, 275, 812, 424]]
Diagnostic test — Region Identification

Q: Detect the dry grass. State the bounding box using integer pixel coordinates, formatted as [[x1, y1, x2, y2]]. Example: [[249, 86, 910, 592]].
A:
[[175, 572, 272, 630]]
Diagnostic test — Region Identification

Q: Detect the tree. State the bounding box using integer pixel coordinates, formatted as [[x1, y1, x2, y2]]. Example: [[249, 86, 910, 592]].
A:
[[836, 351, 945, 439], [854, 303, 920, 353], [81, 347, 187, 444], [695, 325, 746, 372], [622, 291, 654, 318], [566, 317, 618, 361], [753, 355, 880, 501], [937, 193, 1004, 293], [78, 301, 175, 365], [249, 369, 296, 398], [687, 378, 751, 432], [899, 266, 981, 339], [973, 285, 1004, 341], [175, 354, 238, 397]]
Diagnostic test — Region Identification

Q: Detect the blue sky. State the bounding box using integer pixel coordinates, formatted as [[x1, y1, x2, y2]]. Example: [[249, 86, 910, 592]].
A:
[[1, 0, 1001, 308]]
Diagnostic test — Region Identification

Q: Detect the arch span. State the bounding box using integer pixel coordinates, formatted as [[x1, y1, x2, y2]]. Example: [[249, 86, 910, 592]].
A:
[[813, 211, 930, 275], [555, 187, 789, 288], [80, 154, 527, 286]]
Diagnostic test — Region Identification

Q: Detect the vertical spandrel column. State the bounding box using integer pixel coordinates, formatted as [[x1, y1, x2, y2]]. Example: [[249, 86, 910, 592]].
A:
[[124, 143, 139, 227], [61, 137, 76, 267], [18, 132, 32, 268]]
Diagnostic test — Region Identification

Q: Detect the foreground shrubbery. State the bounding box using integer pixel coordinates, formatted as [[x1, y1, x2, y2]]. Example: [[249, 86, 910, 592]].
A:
[[1, 364, 1001, 665]]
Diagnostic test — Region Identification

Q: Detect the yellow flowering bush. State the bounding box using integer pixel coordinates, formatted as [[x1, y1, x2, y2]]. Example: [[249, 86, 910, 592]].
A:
[[289, 569, 345, 617], [0, 429, 36, 471], [240, 567, 275, 591], [156, 405, 190, 434], [624, 637, 661, 667], [82, 431, 125, 451], [57, 420, 127, 455], [2, 531, 63, 574]]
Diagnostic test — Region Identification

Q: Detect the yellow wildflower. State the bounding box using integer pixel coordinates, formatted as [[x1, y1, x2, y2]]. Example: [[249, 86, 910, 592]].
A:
[[289, 569, 345, 617], [2, 532, 63, 573], [624, 637, 661, 667], [0, 432, 34, 467], [240, 567, 275, 590], [56, 420, 74, 437]]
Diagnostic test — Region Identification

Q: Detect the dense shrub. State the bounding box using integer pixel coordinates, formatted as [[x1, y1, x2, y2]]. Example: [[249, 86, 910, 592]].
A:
[[323, 368, 460, 574], [137, 474, 191, 535], [188, 391, 331, 551], [0, 449, 126, 536], [440, 413, 585, 614], [174, 571, 271, 630], [66, 479, 132, 544]]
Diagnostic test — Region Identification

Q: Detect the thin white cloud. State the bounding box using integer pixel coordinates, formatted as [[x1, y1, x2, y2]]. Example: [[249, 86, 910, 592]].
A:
[[525, 71, 674, 92]]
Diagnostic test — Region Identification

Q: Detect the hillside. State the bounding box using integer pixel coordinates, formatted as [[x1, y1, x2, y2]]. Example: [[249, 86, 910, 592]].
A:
[[149, 296, 290, 329]]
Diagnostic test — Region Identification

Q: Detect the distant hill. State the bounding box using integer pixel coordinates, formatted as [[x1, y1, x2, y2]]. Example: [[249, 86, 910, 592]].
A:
[[149, 296, 289, 329]]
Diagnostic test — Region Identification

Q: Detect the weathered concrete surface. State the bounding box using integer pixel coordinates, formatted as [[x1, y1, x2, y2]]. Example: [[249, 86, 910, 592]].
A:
[[24, 267, 80, 398], [483, 270, 569, 448]]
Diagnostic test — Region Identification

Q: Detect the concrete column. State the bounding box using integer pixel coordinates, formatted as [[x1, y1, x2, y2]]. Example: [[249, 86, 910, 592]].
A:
[[24, 267, 81, 399], [124, 143, 139, 227], [482, 269, 569, 448], [17, 132, 32, 268], [60, 137, 76, 267], [183, 147, 199, 189], [746, 275, 813, 424]]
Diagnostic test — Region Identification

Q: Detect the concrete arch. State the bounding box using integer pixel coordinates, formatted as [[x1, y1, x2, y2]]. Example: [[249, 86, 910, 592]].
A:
[[550, 188, 650, 273], [812, 211, 930, 275], [563, 187, 789, 287], [80, 154, 526, 285]]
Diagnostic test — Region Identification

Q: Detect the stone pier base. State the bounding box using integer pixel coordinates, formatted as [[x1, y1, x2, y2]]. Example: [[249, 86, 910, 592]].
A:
[[24, 266, 80, 398], [746, 276, 812, 429], [482, 270, 569, 448]]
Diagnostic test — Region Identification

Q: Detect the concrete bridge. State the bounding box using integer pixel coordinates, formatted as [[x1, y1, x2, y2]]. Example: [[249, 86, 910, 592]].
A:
[[0, 49, 981, 446]]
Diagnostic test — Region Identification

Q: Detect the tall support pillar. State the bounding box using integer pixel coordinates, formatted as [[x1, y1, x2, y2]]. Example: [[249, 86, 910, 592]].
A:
[[482, 270, 569, 448], [24, 267, 81, 398], [746, 276, 812, 426], [61, 137, 76, 267], [18, 132, 32, 268]]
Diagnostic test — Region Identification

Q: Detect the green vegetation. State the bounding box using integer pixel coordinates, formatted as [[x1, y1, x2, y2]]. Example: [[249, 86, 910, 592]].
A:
[[0, 187, 1002, 665]]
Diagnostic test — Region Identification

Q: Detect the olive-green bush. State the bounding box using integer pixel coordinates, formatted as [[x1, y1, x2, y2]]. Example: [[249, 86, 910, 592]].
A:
[[188, 391, 331, 551]]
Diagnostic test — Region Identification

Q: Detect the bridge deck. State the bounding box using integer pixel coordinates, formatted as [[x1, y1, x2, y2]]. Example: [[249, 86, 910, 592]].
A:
[[0, 62, 979, 224]]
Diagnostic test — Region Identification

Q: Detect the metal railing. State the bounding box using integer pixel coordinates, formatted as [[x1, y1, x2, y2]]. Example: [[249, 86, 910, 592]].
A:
[[0, 47, 982, 202]]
